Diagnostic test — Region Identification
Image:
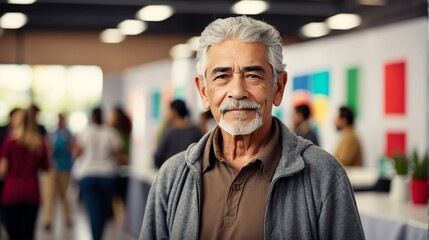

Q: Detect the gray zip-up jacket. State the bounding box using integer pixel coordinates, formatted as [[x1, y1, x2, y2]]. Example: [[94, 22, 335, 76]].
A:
[[140, 120, 365, 240]]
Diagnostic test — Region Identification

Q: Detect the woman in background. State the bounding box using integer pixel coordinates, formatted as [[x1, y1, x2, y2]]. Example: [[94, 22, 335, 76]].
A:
[[109, 106, 132, 220], [0, 108, 50, 240]]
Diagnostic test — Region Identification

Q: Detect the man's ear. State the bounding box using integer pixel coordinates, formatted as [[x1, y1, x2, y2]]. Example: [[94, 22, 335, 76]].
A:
[[195, 76, 210, 109], [273, 71, 287, 106]]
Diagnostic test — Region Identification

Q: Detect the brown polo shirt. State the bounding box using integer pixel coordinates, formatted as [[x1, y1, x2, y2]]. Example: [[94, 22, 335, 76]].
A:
[[199, 119, 282, 240]]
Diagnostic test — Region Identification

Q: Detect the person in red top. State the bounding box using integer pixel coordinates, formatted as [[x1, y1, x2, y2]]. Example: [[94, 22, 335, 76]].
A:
[[0, 108, 50, 240]]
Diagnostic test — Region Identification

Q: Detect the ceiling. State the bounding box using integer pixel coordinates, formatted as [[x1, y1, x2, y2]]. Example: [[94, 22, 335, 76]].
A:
[[0, 0, 427, 41]]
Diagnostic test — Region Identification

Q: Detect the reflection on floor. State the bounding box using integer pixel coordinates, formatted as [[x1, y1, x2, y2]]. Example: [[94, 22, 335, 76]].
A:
[[0, 184, 137, 240]]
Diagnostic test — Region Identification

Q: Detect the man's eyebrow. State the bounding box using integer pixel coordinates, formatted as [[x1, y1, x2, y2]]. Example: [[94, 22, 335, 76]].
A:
[[242, 65, 266, 73], [211, 67, 232, 75]]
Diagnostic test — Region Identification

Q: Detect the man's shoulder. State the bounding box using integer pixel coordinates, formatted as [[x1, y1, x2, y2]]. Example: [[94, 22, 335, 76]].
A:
[[301, 145, 346, 176], [154, 150, 193, 187], [296, 145, 351, 199]]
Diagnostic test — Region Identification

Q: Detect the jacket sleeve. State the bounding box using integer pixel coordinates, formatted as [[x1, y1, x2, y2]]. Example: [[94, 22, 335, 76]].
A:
[[318, 174, 366, 240]]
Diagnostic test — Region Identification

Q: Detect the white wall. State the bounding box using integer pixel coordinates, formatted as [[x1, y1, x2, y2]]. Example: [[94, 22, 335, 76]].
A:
[[102, 73, 123, 118], [282, 17, 428, 167], [122, 60, 172, 181]]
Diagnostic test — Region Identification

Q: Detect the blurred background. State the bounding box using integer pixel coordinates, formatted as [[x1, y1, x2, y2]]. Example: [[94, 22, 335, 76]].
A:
[[0, 0, 427, 239]]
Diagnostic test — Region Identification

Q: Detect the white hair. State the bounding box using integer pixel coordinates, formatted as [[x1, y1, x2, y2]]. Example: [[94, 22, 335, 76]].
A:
[[196, 16, 286, 85]]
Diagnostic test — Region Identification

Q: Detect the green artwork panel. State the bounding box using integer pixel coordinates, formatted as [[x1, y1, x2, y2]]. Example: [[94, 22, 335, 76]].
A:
[[312, 71, 329, 96], [151, 90, 161, 119], [347, 67, 359, 117]]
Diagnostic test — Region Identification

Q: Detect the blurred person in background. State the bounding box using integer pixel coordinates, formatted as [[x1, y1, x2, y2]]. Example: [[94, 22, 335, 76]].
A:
[[333, 106, 363, 166], [109, 106, 132, 220], [0, 108, 23, 146], [72, 107, 125, 240], [42, 113, 74, 231], [29, 104, 47, 137], [0, 108, 22, 231], [0, 108, 50, 240], [292, 104, 319, 146], [154, 99, 203, 169]]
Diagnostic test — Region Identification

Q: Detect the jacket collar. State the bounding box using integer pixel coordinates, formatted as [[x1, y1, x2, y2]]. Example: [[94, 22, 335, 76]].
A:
[[185, 117, 311, 179]]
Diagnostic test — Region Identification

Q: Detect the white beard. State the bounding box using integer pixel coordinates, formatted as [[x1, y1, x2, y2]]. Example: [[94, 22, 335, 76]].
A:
[[218, 99, 263, 136]]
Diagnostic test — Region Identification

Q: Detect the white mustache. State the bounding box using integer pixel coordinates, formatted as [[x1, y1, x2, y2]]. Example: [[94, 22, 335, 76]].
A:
[[219, 100, 261, 114]]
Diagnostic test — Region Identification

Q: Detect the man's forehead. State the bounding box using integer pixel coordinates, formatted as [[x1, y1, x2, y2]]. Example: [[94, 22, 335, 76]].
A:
[[206, 44, 268, 64]]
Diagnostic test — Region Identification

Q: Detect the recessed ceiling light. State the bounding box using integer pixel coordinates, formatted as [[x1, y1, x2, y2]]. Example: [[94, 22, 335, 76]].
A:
[[358, 0, 386, 6], [326, 13, 362, 30], [100, 29, 125, 43], [231, 0, 270, 15], [136, 5, 174, 22], [0, 12, 28, 29], [8, 0, 37, 4], [300, 22, 330, 38], [118, 19, 147, 35], [170, 44, 193, 59]]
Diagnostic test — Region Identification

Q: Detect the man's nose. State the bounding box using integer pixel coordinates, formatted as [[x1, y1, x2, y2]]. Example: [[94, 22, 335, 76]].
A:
[[228, 74, 249, 99]]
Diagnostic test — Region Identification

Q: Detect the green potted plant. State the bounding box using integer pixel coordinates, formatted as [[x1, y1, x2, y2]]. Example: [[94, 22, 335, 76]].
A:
[[410, 150, 429, 204], [393, 153, 408, 175], [390, 152, 409, 201]]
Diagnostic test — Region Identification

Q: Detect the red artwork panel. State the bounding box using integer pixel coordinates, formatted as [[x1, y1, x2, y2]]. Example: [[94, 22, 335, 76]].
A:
[[386, 132, 407, 157], [384, 61, 406, 115]]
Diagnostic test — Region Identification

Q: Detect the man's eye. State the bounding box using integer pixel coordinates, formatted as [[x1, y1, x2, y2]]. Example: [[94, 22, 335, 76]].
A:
[[214, 74, 228, 80], [246, 74, 262, 79]]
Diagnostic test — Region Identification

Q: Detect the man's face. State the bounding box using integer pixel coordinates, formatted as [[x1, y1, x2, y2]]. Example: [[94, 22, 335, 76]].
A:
[[335, 115, 345, 131], [292, 110, 303, 127], [195, 39, 286, 136]]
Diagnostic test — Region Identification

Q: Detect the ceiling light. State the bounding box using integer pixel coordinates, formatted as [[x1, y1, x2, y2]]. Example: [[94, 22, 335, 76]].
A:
[[170, 44, 193, 59], [8, 0, 37, 4], [326, 13, 362, 30], [300, 22, 330, 38], [118, 19, 147, 35], [358, 0, 386, 6], [136, 5, 174, 22], [0, 12, 27, 29], [232, 0, 270, 15], [186, 36, 200, 51], [100, 29, 125, 43]]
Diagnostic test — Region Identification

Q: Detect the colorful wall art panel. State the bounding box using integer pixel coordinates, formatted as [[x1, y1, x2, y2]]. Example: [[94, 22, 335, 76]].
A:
[[384, 61, 406, 115], [292, 71, 330, 127], [292, 74, 311, 106], [347, 67, 360, 117], [151, 90, 161, 119], [311, 71, 330, 127], [385, 131, 407, 157]]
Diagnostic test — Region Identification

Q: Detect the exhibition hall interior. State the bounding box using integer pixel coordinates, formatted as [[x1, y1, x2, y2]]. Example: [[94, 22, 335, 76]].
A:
[[0, 0, 427, 239]]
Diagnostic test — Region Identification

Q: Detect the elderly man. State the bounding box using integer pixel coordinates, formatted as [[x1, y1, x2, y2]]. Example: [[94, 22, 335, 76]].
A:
[[139, 16, 364, 239]]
